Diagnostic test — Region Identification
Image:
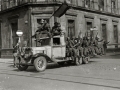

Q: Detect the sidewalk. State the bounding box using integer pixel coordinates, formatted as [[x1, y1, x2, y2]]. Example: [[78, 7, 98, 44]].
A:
[[0, 58, 13, 63]]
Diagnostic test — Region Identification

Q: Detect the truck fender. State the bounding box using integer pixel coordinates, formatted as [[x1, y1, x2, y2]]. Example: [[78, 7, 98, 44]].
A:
[[31, 53, 53, 64]]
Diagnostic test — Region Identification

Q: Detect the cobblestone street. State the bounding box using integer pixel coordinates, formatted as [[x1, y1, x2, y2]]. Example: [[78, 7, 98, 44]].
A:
[[0, 53, 120, 90]]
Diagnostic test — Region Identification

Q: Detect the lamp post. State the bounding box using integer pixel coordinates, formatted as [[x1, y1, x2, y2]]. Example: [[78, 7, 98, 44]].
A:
[[16, 30, 23, 43]]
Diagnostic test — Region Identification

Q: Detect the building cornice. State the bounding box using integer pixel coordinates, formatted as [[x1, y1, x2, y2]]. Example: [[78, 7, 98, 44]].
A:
[[0, 2, 120, 18], [71, 5, 120, 18]]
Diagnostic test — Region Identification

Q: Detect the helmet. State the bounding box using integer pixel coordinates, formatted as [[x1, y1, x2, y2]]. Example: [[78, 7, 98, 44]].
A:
[[95, 36, 99, 40], [40, 19, 44, 24], [54, 22, 58, 25], [57, 23, 61, 27]]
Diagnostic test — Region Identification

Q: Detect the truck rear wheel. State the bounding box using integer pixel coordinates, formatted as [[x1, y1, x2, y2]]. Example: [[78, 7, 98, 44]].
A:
[[34, 56, 47, 72]]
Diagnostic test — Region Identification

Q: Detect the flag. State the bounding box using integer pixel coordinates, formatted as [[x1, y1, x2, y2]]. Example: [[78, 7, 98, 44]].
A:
[[52, 3, 70, 17]]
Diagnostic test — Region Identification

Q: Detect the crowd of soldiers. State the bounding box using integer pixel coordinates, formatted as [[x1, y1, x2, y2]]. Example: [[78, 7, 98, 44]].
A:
[[33, 19, 109, 58], [66, 33, 110, 58]]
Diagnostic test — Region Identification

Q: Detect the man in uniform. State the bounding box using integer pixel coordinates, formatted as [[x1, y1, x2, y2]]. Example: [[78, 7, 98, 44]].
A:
[[32, 19, 45, 40], [89, 37, 97, 56], [66, 37, 78, 60], [103, 39, 110, 55], [40, 20, 51, 38], [82, 37, 89, 57], [94, 36, 103, 55], [51, 22, 62, 36], [32, 19, 51, 44]]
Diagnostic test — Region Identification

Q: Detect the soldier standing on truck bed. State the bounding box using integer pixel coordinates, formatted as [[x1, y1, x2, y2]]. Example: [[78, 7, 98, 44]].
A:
[[32, 19, 51, 43], [51, 22, 62, 36]]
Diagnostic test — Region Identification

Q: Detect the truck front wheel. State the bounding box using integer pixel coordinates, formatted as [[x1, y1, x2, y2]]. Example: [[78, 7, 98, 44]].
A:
[[16, 57, 28, 71], [34, 56, 47, 72]]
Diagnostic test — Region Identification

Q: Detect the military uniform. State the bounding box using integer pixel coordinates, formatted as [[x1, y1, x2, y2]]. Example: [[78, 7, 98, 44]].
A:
[[89, 39, 96, 56], [103, 40, 109, 55], [32, 19, 51, 40], [51, 22, 62, 36], [93, 37, 102, 55], [82, 37, 89, 57], [66, 37, 74, 57], [76, 38, 84, 57]]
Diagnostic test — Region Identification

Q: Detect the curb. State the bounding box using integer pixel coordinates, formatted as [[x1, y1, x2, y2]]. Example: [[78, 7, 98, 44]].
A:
[[0, 58, 13, 63]]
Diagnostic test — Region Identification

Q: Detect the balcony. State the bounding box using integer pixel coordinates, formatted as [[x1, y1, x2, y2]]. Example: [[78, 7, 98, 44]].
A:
[[0, 0, 65, 11]]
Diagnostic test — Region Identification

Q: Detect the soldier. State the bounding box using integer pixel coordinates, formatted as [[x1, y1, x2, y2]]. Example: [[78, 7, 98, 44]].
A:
[[94, 37, 103, 55], [51, 22, 62, 36], [13, 43, 19, 67], [32, 19, 45, 39], [32, 19, 51, 39], [66, 37, 78, 60], [82, 37, 89, 57], [65, 37, 74, 58], [40, 20, 51, 38], [103, 40, 110, 55], [89, 37, 97, 56], [77, 36, 84, 57]]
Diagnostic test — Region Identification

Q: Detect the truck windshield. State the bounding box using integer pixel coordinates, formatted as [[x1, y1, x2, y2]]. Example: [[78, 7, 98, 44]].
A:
[[37, 38, 51, 46]]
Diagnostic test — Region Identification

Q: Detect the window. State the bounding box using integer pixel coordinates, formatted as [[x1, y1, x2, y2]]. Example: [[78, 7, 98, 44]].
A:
[[53, 38, 60, 45], [36, 0, 46, 2], [11, 23, 18, 47], [0, 0, 1, 11], [83, 0, 94, 9], [102, 24, 107, 41], [86, 22, 92, 38], [40, 38, 51, 46], [113, 25, 118, 43], [111, 0, 117, 13], [0, 22, 1, 51], [87, 22, 92, 30], [98, 0, 104, 11], [68, 20, 75, 39], [85, 0, 90, 8]]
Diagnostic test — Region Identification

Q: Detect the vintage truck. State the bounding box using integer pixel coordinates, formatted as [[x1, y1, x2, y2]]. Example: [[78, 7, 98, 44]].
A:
[[14, 34, 89, 72]]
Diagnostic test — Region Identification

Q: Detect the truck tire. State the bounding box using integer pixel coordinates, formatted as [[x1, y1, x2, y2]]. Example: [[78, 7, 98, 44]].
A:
[[17, 57, 28, 71], [17, 65, 28, 71], [34, 56, 47, 72]]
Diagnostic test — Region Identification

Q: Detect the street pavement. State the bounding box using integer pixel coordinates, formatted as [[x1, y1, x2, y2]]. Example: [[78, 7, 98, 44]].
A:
[[0, 52, 120, 90]]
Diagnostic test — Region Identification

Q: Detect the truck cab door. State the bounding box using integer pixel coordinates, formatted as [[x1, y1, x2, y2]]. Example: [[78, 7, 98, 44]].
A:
[[52, 36, 66, 59]]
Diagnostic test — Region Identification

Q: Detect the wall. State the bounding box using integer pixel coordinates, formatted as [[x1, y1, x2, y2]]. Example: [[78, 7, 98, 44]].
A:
[[0, 7, 29, 58]]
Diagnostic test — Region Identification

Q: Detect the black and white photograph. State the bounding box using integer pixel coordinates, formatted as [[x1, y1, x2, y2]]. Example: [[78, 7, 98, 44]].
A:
[[0, 0, 120, 90]]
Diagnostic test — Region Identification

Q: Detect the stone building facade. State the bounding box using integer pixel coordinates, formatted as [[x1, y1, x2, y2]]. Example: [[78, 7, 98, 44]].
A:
[[0, 0, 120, 58]]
